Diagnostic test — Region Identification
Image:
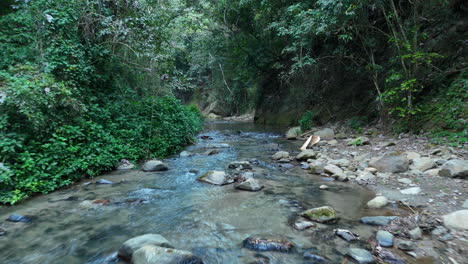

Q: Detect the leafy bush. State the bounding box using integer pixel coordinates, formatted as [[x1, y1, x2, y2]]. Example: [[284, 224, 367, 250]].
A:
[[299, 110, 315, 131], [348, 116, 368, 132]]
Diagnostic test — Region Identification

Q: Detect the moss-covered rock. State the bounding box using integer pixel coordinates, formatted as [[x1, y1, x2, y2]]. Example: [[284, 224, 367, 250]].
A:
[[301, 206, 337, 223]]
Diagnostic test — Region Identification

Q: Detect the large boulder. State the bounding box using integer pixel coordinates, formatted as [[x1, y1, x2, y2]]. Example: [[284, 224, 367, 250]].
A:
[[296, 150, 317, 161], [301, 206, 337, 223], [197, 171, 232, 185], [235, 178, 263, 191], [285, 127, 301, 140], [439, 160, 468, 178], [369, 154, 409, 173], [132, 245, 203, 264], [410, 157, 435, 172], [118, 234, 173, 261], [272, 151, 289, 160], [142, 160, 168, 172], [313, 128, 335, 140], [443, 210, 468, 230]]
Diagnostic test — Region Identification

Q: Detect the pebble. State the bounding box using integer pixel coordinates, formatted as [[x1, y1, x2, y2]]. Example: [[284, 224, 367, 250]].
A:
[[319, 185, 329, 190], [376, 230, 394, 247], [294, 220, 316, 230]]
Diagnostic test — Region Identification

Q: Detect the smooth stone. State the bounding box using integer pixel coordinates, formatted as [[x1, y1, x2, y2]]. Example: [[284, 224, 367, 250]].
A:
[[142, 160, 168, 172], [411, 157, 435, 172], [319, 185, 329, 190], [197, 171, 232, 185], [132, 245, 203, 264], [285, 127, 301, 140], [324, 164, 343, 176], [367, 196, 388, 209], [309, 161, 325, 174], [301, 206, 337, 223], [439, 159, 468, 178], [303, 252, 326, 262], [0, 227, 5, 236], [206, 143, 230, 148], [279, 163, 294, 169], [272, 151, 289, 160], [235, 178, 263, 191], [376, 230, 394, 247], [462, 200, 468, 208], [228, 161, 252, 170], [179, 151, 193, 157], [296, 149, 317, 161], [443, 210, 468, 230], [6, 214, 32, 223], [334, 229, 359, 241], [369, 154, 409, 173], [431, 226, 448, 236], [409, 227, 422, 240], [406, 152, 421, 160], [203, 149, 220, 155], [328, 139, 338, 145], [398, 178, 412, 184], [314, 128, 335, 140], [425, 168, 440, 176], [360, 216, 397, 226], [330, 158, 351, 167], [439, 233, 453, 241], [243, 236, 295, 252], [400, 187, 421, 195], [118, 234, 173, 261], [300, 162, 310, 169], [117, 161, 135, 170], [294, 220, 316, 230], [347, 248, 375, 264], [96, 179, 114, 184], [396, 240, 416, 251]]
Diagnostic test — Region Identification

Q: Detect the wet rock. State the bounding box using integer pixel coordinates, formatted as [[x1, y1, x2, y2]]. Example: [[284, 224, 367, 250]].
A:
[[410, 157, 435, 172], [203, 149, 220, 155], [243, 236, 295, 252], [294, 220, 316, 230], [206, 143, 230, 148], [303, 252, 326, 262], [117, 159, 135, 170], [360, 216, 397, 226], [296, 149, 317, 161], [319, 185, 329, 190], [96, 179, 114, 185], [0, 227, 5, 236], [376, 230, 394, 247], [439, 233, 453, 241], [235, 178, 264, 191], [463, 200, 468, 208], [334, 229, 359, 241], [309, 161, 325, 174], [285, 127, 301, 140], [439, 159, 468, 178], [400, 187, 421, 195], [367, 196, 388, 209], [278, 163, 294, 169], [189, 169, 199, 174], [397, 178, 412, 185], [396, 240, 416, 251], [301, 206, 337, 223], [314, 128, 335, 140], [409, 227, 422, 240], [79, 199, 110, 209], [335, 174, 349, 182], [118, 234, 173, 261], [324, 164, 343, 176], [347, 248, 375, 264], [179, 151, 193, 157], [443, 210, 468, 230], [369, 154, 409, 173], [197, 171, 233, 185], [431, 226, 448, 236], [6, 214, 32, 223], [300, 162, 310, 169], [142, 160, 168, 172], [355, 171, 376, 184], [377, 249, 405, 264], [228, 161, 252, 170], [132, 245, 203, 264], [272, 151, 289, 160]]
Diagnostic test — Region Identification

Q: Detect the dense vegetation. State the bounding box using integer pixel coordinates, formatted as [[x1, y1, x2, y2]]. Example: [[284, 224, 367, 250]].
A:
[[0, 0, 466, 204]]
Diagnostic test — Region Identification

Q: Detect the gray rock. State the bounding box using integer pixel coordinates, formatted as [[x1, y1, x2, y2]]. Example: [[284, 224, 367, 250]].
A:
[[431, 226, 448, 236], [330, 158, 351, 167], [243, 236, 295, 252], [203, 149, 220, 155], [132, 245, 203, 264], [142, 160, 168, 172], [324, 164, 343, 176], [309, 161, 325, 174], [410, 157, 435, 172], [334, 229, 359, 241], [179, 151, 193, 157], [367, 196, 388, 209], [303, 252, 326, 262], [319, 185, 329, 190], [396, 240, 416, 251], [96, 179, 114, 184], [439, 233, 453, 242], [228, 161, 252, 170], [118, 234, 173, 261], [314, 128, 335, 140], [328, 139, 338, 145], [206, 143, 230, 148], [443, 210, 468, 230], [6, 214, 32, 223], [369, 154, 409, 173], [439, 160, 468, 178], [272, 151, 289, 160], [463, 200, 468, 208], [409, 227, 422, 240], [398, 178, 412, 185], [197, 171, 232, 185], [424, 168, 440, 176], [360, 216, 397, 226], [117, 159, 135, 170], [336, 132, 347, 139], [286, 127, 301, 140], [235, 178, 263, 191], [406, 152, 421, 160], [355, 171, 376, 184], [301, 206, 337, 223], [400, 187, 421, 195], [347, 248, 375, 264], [300, 162, 310, 169], [294, 220, 316, 230], [0, 227, 5, 236], [296, 150, 317, 161], [376, 230, 394, 247]]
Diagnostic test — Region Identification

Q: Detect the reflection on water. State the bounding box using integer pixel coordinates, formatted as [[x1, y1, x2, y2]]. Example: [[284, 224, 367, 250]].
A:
[[1, 122, 381, 263]]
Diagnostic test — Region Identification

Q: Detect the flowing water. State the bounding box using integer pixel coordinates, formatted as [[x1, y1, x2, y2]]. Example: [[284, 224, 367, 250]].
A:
[[0, 122, 394, 264]]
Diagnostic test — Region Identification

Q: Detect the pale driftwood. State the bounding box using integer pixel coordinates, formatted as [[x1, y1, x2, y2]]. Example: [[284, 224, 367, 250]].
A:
[[300, 135, 320, 151]]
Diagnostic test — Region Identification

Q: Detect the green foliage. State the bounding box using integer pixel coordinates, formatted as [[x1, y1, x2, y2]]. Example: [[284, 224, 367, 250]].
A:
[[299, 110, 316, 131], [348, 116, 367, 132], [428, 130, 468, 147]]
